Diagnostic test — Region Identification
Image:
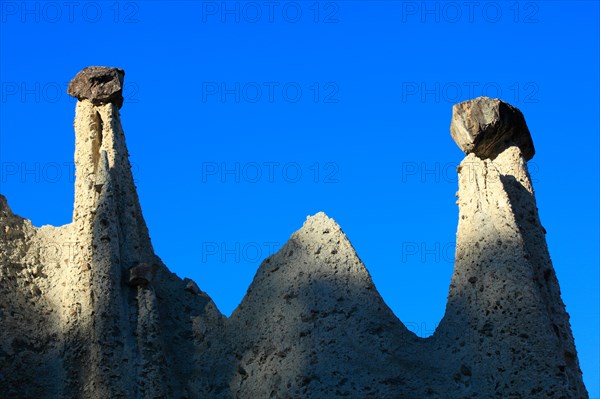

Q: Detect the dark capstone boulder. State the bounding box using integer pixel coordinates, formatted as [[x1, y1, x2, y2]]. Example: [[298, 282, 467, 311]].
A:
[[127, 263, 157, 286], [67, 66, 125, 109], [450, 96, 535, 161]]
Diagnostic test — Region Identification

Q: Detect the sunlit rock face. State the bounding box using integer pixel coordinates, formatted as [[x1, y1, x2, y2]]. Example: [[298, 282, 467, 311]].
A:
[[432, 146, 586, 398], [0, 68, 588, 399]]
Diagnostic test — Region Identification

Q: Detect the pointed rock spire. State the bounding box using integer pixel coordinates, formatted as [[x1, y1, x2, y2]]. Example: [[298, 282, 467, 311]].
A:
[[65, 67, 221, 398], [222, 212, 421, 398], [69, 68, 153, 264], [436, 98, 587, 397]]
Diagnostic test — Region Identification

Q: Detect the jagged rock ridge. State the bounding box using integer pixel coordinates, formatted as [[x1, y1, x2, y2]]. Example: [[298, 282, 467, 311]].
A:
[[0, 68, 588, 398]]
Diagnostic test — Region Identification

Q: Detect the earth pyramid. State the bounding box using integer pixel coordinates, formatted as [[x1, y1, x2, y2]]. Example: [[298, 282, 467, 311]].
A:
[[0, 67, 588, 398]]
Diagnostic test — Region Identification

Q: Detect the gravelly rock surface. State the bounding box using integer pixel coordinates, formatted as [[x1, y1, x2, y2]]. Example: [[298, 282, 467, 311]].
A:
[[0, 68, 588, 399]]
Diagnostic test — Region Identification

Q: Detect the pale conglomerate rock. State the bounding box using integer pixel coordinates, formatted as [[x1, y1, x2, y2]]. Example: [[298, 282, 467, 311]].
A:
[[430, 146, 587, 398], [1, 68, 223, 399], [0, 66, 588, 399], [216, 212, 427, 398]]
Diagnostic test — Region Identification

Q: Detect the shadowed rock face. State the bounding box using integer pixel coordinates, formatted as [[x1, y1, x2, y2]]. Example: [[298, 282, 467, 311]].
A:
[[450, 96, 535, 161], [0, 70, 588, 398]]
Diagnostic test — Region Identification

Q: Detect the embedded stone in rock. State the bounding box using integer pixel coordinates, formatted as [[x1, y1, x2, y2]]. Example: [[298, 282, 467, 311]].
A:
[[67, 66, 125, 109], [127, 263, 157, 286], [450, 96, 535, 161], [94, 150, 110, 193], [184, 278, 201, 295]]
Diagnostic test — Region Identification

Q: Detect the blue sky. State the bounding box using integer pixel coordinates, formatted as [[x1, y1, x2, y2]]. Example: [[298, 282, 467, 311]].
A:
[[1, 0, 598, 395]]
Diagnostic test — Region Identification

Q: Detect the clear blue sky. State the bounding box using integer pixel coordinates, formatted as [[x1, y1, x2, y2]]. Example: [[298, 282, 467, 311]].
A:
[[1, 0, 598, 395]]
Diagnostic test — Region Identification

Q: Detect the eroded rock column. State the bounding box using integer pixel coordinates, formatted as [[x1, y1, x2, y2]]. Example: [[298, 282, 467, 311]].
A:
[[435, 97, 587, 398], [68, 66, 162, 398]]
